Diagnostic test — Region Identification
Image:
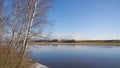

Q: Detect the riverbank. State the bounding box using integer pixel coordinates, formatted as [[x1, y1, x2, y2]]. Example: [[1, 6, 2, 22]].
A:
[[29, 42, 120, 46], [31, 63, 48, 68]]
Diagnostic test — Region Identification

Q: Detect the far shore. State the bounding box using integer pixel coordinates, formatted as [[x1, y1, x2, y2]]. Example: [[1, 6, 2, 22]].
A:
[[29, 42, 120, 46], [1, 40, 120, 46]]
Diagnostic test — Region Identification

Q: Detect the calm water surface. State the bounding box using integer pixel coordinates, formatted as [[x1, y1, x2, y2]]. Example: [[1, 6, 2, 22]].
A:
[[29, 45, 120, 68]]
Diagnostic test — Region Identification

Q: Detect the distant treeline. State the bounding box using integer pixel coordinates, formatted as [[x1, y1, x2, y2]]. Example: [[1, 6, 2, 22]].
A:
[[33, 39, 120, 43], [34, 39, 75, 43]]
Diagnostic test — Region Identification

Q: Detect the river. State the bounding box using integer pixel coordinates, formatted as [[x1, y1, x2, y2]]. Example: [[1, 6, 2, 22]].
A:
[[29, 45, 120, 68]]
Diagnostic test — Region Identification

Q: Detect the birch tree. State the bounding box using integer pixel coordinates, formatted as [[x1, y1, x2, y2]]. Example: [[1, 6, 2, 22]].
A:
[[0, 0, 52, 67], [4, 0, 51, 53], [0, 0, 5, 46]]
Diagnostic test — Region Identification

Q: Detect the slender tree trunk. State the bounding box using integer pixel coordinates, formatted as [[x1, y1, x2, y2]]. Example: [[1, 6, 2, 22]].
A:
[[16, 1, 37, 67], [21, 0, 37, 59]]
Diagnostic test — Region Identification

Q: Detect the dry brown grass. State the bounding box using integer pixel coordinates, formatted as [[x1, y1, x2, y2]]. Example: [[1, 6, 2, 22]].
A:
[[0, 44, 32, 68]]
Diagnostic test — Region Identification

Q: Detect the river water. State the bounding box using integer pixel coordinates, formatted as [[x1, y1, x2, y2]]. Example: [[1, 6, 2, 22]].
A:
[[29, 45, 120, 68]]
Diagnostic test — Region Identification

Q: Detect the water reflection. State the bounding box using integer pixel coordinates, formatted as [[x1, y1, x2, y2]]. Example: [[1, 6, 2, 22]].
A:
[[29, 45, 120, 68]]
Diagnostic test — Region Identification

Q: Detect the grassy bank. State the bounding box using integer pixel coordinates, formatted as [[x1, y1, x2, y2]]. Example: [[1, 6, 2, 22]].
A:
[[29, 40, 120, 46], [0, 45, 32, 68]]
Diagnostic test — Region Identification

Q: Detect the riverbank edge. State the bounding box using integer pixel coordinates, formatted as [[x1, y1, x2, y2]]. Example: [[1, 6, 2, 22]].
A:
[[31, 62, 48, 68], [29, 42, 120, 46]]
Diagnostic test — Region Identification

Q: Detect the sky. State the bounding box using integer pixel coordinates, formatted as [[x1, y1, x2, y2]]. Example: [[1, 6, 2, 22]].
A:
[[47, 0, 120, 40]]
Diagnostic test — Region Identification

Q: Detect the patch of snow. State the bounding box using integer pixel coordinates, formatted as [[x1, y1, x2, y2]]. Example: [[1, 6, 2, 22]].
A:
[[31, 63, 48, 68]]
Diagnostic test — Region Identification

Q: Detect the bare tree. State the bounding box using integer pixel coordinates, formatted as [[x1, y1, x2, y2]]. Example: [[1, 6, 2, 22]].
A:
[[0, 0, 5, 47], [0, 0, 2, 50], [4, 0, 51, 52], [0, 0, 52, 68]]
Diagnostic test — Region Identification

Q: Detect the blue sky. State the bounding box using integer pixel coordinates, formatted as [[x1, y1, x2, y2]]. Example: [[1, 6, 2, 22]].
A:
[[48, 0, 120, 40]]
